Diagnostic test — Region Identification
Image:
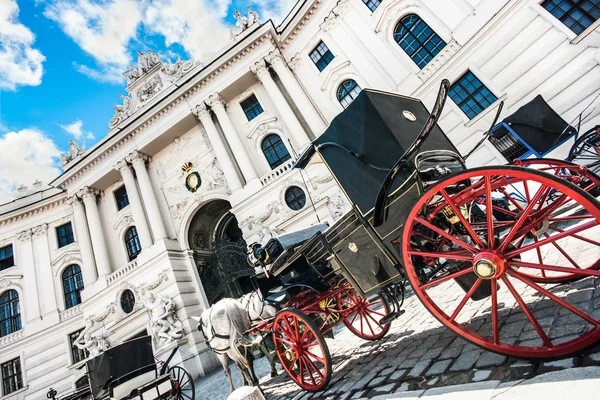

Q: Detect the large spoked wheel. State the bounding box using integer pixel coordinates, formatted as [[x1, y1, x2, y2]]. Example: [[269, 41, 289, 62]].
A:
[[338, 287, 391, 340], [568, 126, 600, 175], [403, 166, 600, 359], [168, 366, 195, 400], [273, 308, 332, 392]]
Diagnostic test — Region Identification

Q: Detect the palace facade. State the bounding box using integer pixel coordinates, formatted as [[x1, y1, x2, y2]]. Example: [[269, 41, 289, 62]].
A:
[[1, 0, 599, 398]]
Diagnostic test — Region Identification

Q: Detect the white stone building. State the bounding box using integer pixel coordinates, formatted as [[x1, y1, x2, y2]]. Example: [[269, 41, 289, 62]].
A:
[[0, 0, 599, 398]]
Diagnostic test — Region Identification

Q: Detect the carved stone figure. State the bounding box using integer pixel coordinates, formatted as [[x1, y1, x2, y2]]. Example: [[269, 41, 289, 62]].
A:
[[152, 297, 183, 346], [60, 140, 85, 166], [234, 10, 249, 30], [75, 332, 110, 357], [247, 7, 260, 26], [231, 8, 260, 39], [136, 76, 163, 102]]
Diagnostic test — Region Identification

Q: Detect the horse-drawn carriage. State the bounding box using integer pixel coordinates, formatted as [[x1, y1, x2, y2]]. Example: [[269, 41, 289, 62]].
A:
[[47, 336, 195, 400], [244, 80, 600, 392]]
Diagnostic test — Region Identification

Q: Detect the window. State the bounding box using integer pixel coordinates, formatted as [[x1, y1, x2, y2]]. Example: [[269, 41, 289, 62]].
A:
[[0, 245, 14, 271], [120, 289, 136, 314], [125, 226, 142, 261], [362, 0, 381, 12], [541, 0, 600, 35], [261, 134, 292, 169], [310, 41, 335, 72], [63, 265, 84, 309], [0, 290, 21, 338], [240, 94, 264, 121], [1, 358, 22, 396], [70, 329, 89, 364], [114, 185, 129, 211], [285, 186, 307, 211], [394, 14, 447, 69], [57, 222, 75, 248], [449, 71, 498, 119], [337, 80, 362, 109]]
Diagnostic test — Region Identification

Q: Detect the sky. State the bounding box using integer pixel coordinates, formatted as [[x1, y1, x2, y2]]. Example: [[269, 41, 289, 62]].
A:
[[0, 0, 298, 204]]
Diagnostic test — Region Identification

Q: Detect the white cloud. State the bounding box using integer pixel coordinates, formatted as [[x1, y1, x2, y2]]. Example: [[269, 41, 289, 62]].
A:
[[59, 119, 95, 141], [0, 0, 46, 90], [249, 0, 297, 25], [0, 129, 62, 204], [73, 62, 124, 84]]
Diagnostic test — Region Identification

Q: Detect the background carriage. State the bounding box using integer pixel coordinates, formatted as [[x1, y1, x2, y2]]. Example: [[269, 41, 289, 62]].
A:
[[245, 80, 600, 392]]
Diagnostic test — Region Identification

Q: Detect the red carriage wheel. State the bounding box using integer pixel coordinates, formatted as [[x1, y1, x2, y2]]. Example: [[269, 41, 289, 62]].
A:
[[402, 166, 600, 359], [273, 308, 332, 391], [338, 287, 391, 340], [168, 366, 195, 400]]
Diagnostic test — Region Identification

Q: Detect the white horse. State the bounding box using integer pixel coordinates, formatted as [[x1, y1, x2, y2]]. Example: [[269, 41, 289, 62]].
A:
[[196, 298, 259, 392]]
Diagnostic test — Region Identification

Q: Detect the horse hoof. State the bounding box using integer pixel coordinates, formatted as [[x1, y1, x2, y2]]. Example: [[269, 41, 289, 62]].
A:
[[270, 372, 278, 378]]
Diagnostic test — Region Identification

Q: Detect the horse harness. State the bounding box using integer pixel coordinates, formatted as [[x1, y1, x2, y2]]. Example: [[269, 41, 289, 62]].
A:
[[245, 290, 267, 324], [199, 308, 232, 353]]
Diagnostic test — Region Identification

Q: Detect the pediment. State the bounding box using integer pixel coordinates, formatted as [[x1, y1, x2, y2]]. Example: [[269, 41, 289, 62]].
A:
[[246, 117, 281, 140], [320, 60, 351, 91], [0, 275, 23, 291], [52, 250, 83, 275]]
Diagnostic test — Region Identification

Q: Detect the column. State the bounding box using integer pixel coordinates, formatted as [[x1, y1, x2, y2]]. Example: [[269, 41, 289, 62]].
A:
[[250, 59, 312, 147], [193, 103, 243, 190], [80, 187, 111, 277], [17, 229, 41, 322], [267, 51, 327, 136], [207, 94, 258, 182], [68, 195, 99, 284], [31, 224, 58, 317], [114, 160, 153, 248], [128, 151, 168, 241]]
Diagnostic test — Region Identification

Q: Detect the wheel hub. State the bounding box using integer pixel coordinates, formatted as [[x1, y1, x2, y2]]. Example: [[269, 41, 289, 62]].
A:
[[284, 348, 297, 362], [473, 251, 507, 279]]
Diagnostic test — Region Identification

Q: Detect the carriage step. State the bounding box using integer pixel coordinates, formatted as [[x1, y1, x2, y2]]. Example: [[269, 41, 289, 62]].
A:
[[379, 310, 405, 326]]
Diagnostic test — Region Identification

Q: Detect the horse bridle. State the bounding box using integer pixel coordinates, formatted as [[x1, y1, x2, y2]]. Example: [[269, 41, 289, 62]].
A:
[[199, 308, 231, 353], [245, 290, 267, 323]]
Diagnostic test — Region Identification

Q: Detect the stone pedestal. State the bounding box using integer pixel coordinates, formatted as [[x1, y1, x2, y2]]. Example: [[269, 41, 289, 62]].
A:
[[227, 386, 265, 400]]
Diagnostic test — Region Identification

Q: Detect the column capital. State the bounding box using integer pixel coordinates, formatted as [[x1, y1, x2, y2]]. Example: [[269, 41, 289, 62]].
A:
[[17, 229, 32, 243], [128, 150, 149, 167], [250, 59, 270, 81], [114, 159, 133, 174], [67, 194, 82, 208], [192, 103, 212, 121], [320, 13, 339, 32], [32, 224, 48, 238], [206, 93, 226, 111], [266, 51, 286, 70], [80, 186, 101, 202]]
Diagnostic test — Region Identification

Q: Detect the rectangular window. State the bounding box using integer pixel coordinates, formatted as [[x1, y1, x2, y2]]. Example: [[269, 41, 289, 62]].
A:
[[240, 94, 264, 121], [70, 330, 89, 364], [541, 0, 600, 35], [449, 71, 498, 119], [0, 245, 14, 271], [309, 41, 335, 72], [1, 358, 22, 396], [362, 0, 382, 12], [114, 185, 130, 211], [489, 125, 530, 161], [57, 222, 75, 248]]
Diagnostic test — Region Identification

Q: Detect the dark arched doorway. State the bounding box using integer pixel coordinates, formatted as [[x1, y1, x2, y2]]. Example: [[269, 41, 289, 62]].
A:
[[188, 200, 254, 304]]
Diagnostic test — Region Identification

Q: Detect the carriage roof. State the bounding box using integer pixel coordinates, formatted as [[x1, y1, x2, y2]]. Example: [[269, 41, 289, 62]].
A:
[[295, 89, 458, 215]]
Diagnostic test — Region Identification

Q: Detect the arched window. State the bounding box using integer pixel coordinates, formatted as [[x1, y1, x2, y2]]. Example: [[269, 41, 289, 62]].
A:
[[394, 14, 446, 69], [0, 290, 21, 338], [285, 186, 307, 211], [63, 265, 84, 309], [125, 226, 142, 261], [261, 134, 291, 169], [337, 80, 362, 109]]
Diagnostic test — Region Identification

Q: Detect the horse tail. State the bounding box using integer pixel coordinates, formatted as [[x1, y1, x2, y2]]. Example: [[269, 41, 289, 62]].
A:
[[224, 299, 251, 369]]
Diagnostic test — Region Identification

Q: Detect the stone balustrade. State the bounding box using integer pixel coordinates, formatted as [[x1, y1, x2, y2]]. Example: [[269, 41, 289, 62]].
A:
[[107, 259, 139, 286], [260, 156, 298, 187], [0, 330, 24, 348], [59, 305, 82, 322]]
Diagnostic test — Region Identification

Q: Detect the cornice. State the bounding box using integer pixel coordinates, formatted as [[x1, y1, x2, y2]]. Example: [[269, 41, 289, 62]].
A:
[[280, 0, 326, 49], [0, 195, 68, 227]]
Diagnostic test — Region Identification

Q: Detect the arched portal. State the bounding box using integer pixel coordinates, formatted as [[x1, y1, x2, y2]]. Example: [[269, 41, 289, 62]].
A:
[[187, 200, 254, 303]]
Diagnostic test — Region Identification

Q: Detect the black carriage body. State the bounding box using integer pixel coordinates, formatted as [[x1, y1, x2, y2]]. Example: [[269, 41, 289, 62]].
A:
[[271, 89, 461, 297]]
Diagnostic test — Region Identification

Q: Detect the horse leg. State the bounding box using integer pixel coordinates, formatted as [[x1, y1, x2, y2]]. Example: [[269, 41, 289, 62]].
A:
[[235, 360, 250, 386], [219, 353, 235, 393], [246, 349, 259, 386]]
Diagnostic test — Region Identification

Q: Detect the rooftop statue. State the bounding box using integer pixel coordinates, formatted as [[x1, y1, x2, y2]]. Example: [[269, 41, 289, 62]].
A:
[[123, 50, 162, 84], [60, 140, 85, 166], [231, 8, 260, 39]]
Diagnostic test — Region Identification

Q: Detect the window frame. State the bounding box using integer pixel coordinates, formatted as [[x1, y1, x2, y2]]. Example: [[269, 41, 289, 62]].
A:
[[1, 357, 23, 396], [69, 329, 89, 364], [361, 0, 382, 12], [337, 79, 362, 109], [393, 14, 447, 69], [0, 290, 21, 338], [448, 70, 498, 120], [240, 94, 264, 122], [56, 222, 75, 248], [284, 186, 307, 211], [309, 41, 335, 72], [124, 226, 142, 261], [540, 0, 600, 35], [120, 289, 136, 314], [114, 185, 130, 211], [261, 134, 292, 169], [62, 265, 84, 309], [0, 244, 14, 271]]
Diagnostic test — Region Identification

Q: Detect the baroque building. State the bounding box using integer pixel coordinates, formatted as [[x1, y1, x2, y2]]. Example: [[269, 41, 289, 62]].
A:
[[1, 0, 599, 398]]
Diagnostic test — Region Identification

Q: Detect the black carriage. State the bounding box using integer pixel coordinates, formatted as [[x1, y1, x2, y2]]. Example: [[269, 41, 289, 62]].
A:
[[247, 80, 600, 392]]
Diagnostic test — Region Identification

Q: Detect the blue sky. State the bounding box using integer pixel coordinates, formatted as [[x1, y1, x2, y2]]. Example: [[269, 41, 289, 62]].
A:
[[0, 0, 297, 203]]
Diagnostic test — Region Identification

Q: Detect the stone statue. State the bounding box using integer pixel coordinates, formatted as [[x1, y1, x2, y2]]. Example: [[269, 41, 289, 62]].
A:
[[152, 297, 183, 346], [137, 50, 161, 74], [234, 10, 249, 31], [231, 9, 260, 39], [60, 140, 85, 166], [247, 7, 260, 26], [75, 332, 110, 357]]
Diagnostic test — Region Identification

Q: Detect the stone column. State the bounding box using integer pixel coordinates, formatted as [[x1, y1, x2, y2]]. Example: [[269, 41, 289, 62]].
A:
[[114, 160, 153, 248], [207, 94, 258, 182], [17, 229, 41, 322], [251, 59, 311, 147], [80, 187, 111, 277], [193, 103, 243, 191], [68, 195, 99, 284], [31, 224, 59, 317], [267, 51, 327, 136], [128, 151, 168, 241]]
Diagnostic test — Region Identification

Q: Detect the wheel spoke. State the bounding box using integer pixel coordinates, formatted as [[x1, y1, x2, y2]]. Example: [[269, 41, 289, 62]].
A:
[[485, 176, 495, 248], [501, 276, 553, 348], [490, 279, 499, 345], [302, 357, 318, 386], [547, 225, 600, 247], [500, 187, 524, 211], [407, 250, 473, 262], [449, 278, 483, 322], [304, 350, 325, 364], [304, 355, 324, 380], [542, 232, 581, 269], [415, 217, 478, 253], [509, 260, 600, 277], [363, 312, 377, 336], [440, 189, 485, 248], [421, 267, 472, 289]]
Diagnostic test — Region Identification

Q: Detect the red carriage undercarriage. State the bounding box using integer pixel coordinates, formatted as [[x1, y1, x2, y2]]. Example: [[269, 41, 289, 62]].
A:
[[245, 81, 600, 392]]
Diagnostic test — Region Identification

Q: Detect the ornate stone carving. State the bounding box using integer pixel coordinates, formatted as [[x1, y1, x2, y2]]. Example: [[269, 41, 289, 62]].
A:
[[32, 223, 48, 237], [151, 297, 183, 346], [79, 186, 100, 202], [230, 8, 261, 39], [67, 194, 82, 208], [0, 276, 23, 291], [161, 59, 200, 79], [266, 51, 286, 69], [206, 93, 226, 110], [124, 50, 162, 84], [416, 40, 461, 82], [320, 13, 339, 32], [60, 140, 85, 166], [192, 103, 211, 120], [75, 332, 110, 357], [17, 229, 32, 243], [109, 95, 133, 128], [250, 59, 269, 80], [136, 75, 163, 103], [128, 150, 149, 167]]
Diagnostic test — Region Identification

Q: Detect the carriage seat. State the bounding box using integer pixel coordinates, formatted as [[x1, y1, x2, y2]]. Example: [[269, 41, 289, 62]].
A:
[[108, 365, 156, 400]]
